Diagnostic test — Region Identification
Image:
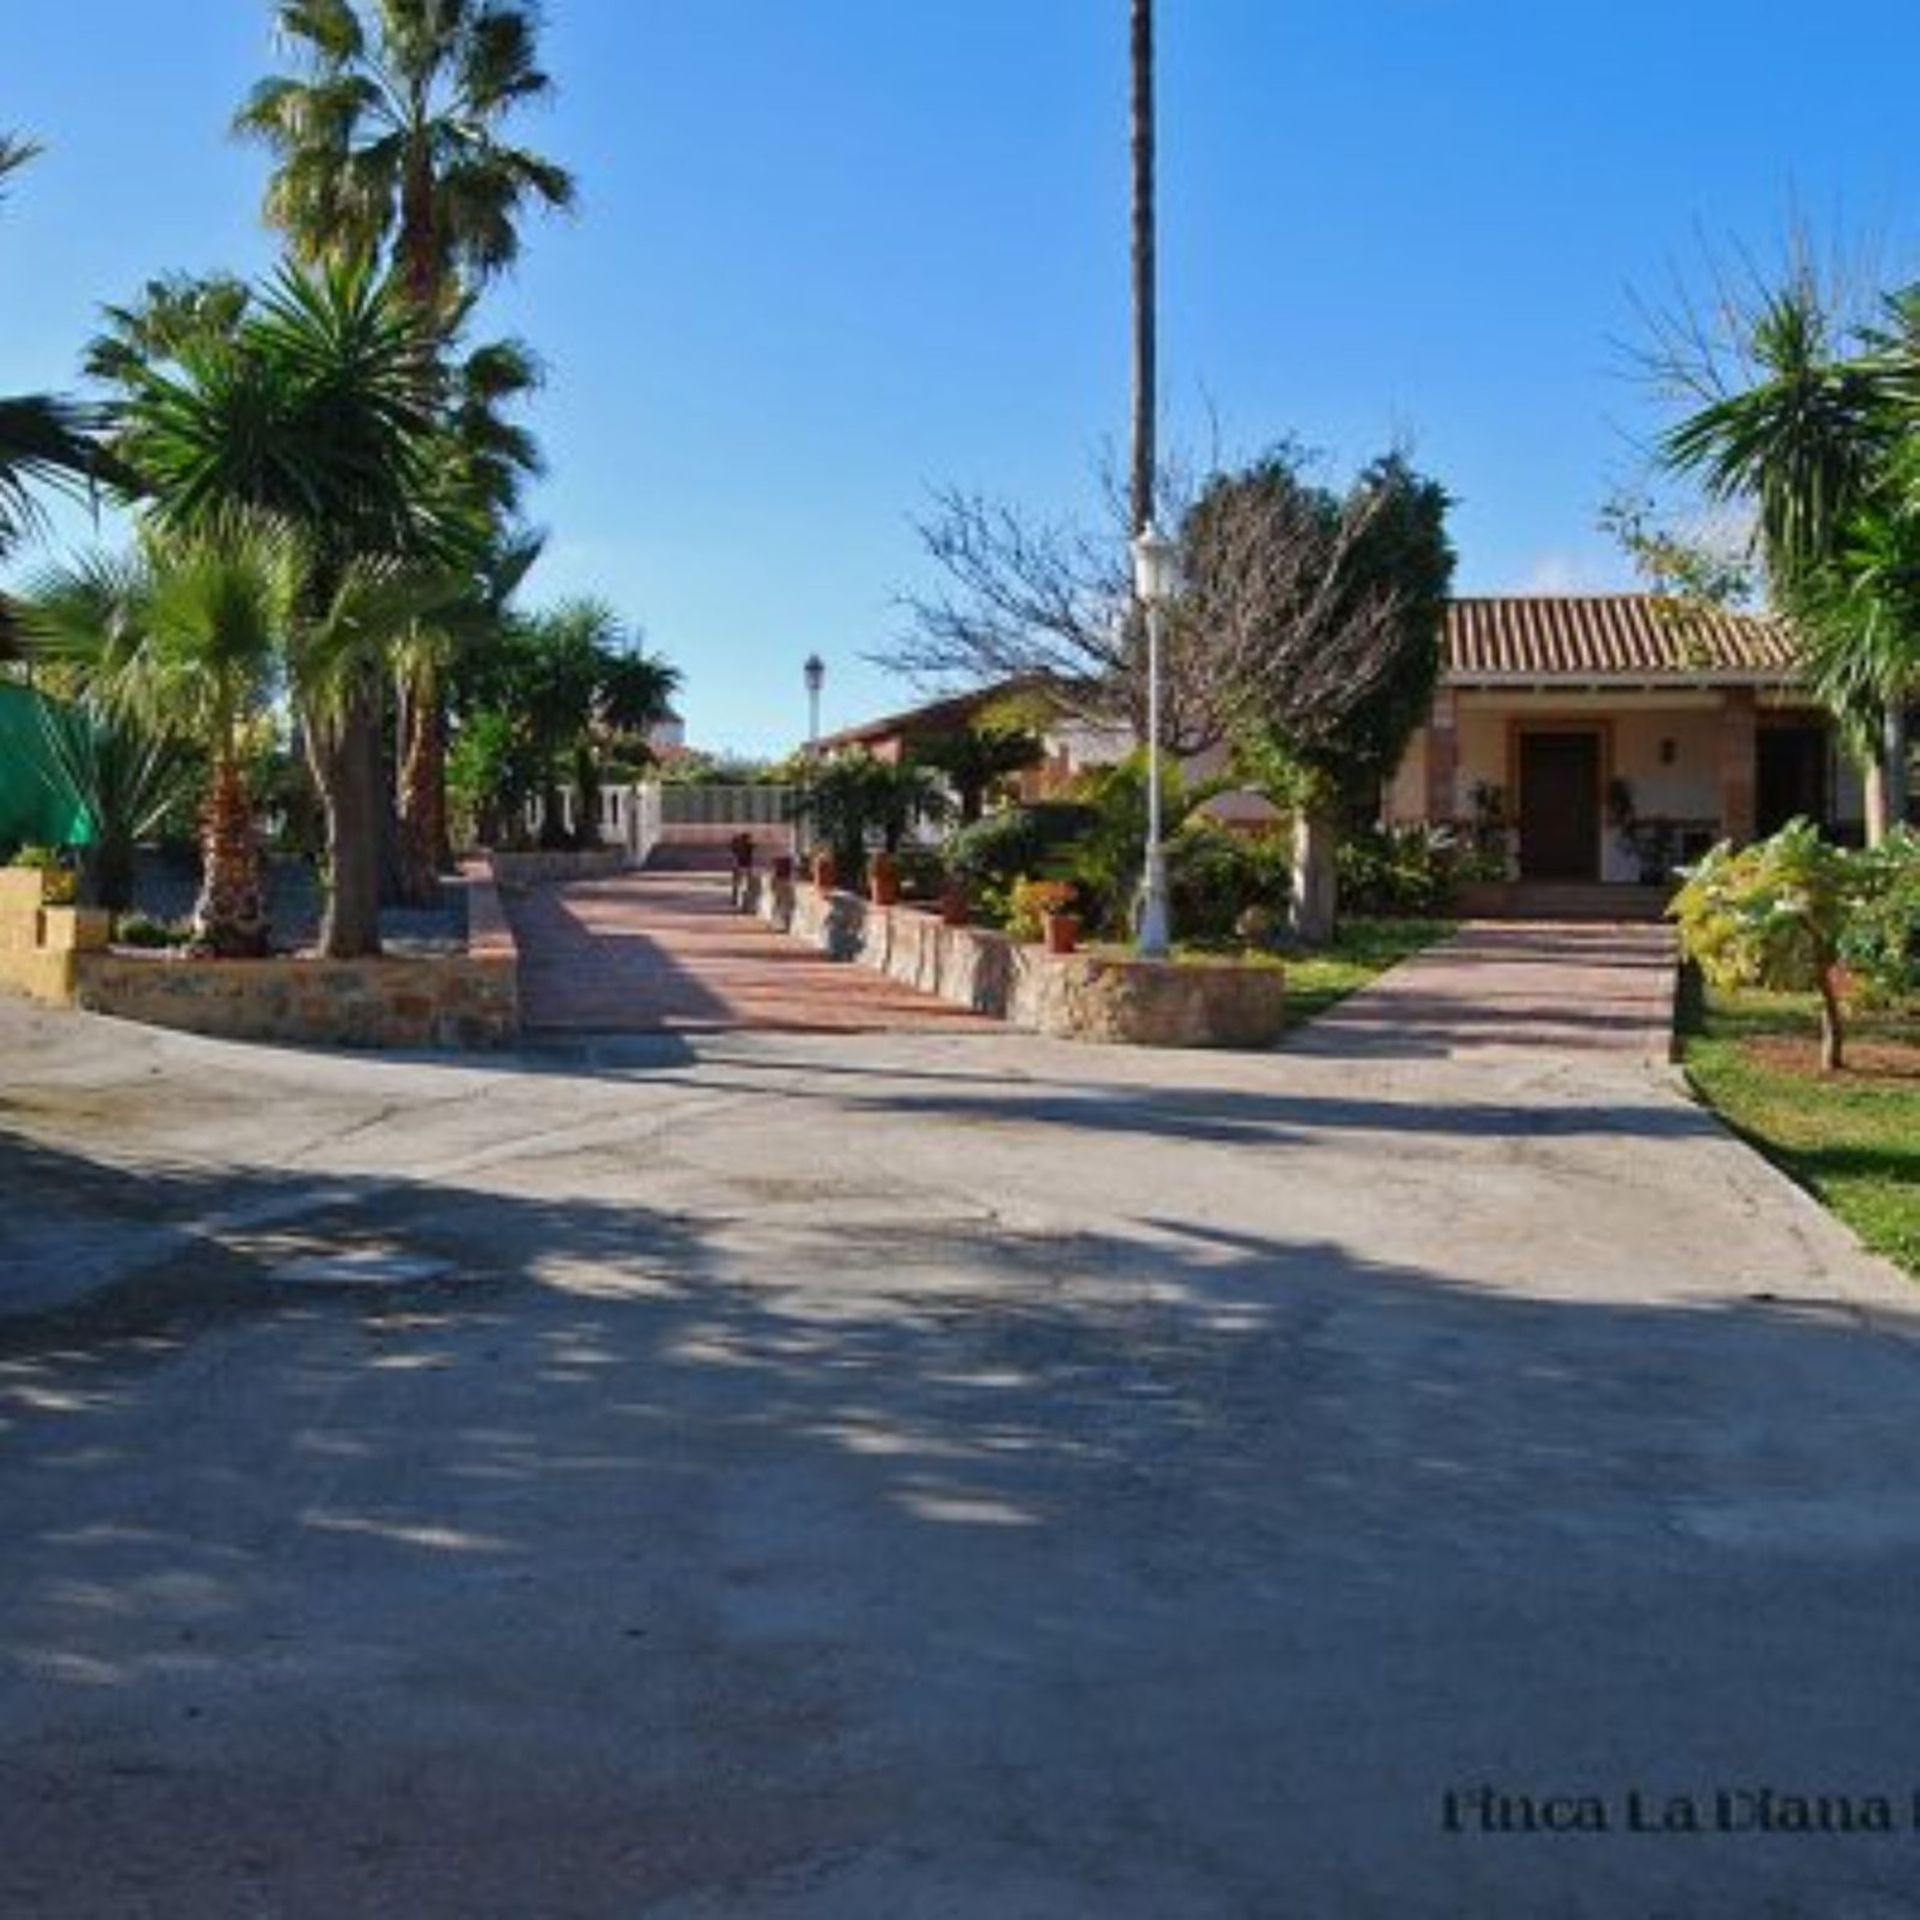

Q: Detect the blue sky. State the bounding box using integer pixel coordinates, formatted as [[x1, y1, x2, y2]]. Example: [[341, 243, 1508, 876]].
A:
[[7, 2, 1919, 753]]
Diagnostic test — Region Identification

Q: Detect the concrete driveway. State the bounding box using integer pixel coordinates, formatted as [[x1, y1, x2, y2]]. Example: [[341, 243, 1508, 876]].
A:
[[2, 992, 1917, 1918]]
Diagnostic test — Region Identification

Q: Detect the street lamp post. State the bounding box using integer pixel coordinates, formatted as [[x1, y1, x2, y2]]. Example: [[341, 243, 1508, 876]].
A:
[[803, 653, 825, 753], [1132, 523, 1177, 959]]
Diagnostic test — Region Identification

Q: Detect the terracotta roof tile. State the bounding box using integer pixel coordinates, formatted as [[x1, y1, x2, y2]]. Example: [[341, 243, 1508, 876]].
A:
[[1447, 595, 1797, 682]]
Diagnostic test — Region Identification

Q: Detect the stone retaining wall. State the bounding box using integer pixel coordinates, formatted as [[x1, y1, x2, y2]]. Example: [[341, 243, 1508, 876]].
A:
[[0, 863, 520, 1050], [749, 874, 1286, 1048], [71, 950, 516, 1050]]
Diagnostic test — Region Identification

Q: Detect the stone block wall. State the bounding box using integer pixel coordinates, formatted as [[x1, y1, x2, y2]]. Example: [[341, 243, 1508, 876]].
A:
[[0, 861, 521, 1050], [488, 846, 627, 887], [768, 880, 1287, 1048]]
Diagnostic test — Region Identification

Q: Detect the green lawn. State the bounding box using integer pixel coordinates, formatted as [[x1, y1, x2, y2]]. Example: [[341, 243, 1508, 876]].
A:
[[1682, 985, 1920, 1280], [1281, 917, 1456, 1028]]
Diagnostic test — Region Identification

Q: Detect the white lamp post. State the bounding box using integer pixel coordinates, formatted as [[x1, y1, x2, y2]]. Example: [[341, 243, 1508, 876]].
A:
[[803, 653, 825, 754], [1132, 522, 1177, 958]]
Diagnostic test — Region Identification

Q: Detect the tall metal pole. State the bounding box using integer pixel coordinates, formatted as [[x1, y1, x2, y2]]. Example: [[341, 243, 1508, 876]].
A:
[[1132, 0, 1171, 957]]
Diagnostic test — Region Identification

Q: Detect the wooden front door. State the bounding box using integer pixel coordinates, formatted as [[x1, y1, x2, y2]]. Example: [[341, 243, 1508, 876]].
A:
[[1517, 730, 1601, 880], [1756, 723, 1828, 836]]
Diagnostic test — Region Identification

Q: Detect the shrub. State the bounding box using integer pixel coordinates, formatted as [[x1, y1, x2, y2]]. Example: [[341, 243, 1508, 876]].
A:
[[944, 802, 1096, 920], [1839, 825, 1920, 1004], [1336, 824, 1462, 916], [1168, 826, 1291, 943], [114, 912, 191, 949], [1006, 876, 1077, 942]]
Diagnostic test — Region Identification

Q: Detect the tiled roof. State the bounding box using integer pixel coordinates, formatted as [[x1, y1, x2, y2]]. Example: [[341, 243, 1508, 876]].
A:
[[1447, 595, 1798, 682]]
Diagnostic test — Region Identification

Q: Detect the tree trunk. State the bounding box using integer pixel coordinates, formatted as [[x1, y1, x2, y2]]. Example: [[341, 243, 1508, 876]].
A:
[[1290, 808, 1338, 946], [1130, 0, 1156, 539], [192, 753, 269, 958], [1863, 752, 1890, 848], [308, 690, 385, 960], [395, 663, 447, 905], [1816, 962, 1846, 1074], [1884, 702, 1911, 836]]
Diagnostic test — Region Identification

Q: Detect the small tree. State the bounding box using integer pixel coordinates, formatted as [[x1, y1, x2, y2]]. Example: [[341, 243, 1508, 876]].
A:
[[796, 752, 948, 881], [908, 718, 1044, 823], [1671, 818, 1863, 1071], [1186, 450, 1455, 942]]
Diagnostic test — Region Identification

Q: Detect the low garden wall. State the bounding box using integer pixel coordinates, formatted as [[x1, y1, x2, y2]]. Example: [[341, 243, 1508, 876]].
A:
[[0, 864, 519, 1051], [748, 873, 1286, 1048]]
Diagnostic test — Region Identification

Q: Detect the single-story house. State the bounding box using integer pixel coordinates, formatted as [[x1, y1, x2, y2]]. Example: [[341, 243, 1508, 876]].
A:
[[1383, 595, 1864, 884], [817, 594, 1876, 890]]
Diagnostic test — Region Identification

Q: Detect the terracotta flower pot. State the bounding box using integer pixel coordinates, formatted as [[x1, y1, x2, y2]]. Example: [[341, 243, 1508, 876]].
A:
[[811, 852, 838, 893], [771, 855, 794, 883], [939, 884, 970, 928], [870, 855, 902, 906], [1043, 912, 1081, 955]]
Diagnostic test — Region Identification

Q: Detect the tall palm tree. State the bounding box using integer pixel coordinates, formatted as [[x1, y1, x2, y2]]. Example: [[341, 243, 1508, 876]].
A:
[[23, 523, 294, 955], [116, 261, 458, 957], [235, 1, 573, 899], [0, 135, 113, 583], [1660, 271, 1912, 838], [235, 0, 576, 313]]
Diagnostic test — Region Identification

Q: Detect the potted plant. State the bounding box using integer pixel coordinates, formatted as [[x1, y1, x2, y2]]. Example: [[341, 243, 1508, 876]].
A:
[[1008, 876, 1079, 951], [811, 848, 838, 893], [771, 853, 794, 883], [869, 850, 902, 905], [939, 878, 970, 927]]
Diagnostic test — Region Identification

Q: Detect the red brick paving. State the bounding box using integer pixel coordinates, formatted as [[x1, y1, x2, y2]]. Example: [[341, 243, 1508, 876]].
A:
[[505, 870, 1000, 1034], [1301, 920, 1679, 1058]]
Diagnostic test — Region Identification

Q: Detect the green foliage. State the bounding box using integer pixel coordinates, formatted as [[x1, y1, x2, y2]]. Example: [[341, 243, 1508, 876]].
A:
[[1840, 826, 1920, 1001], [1672, 820, 1854, 995], [943, 800, 1098, 920], [1168, 826, 1290, 943], [795, 752, 951, 879], [907, 720, 1044, 822], [1668, 818, 1908, 1069], [453, 600, 676, 848], [1005, 876, 1076, 942], [1336, 824, 1475, 918], [113, 911, 191, 950], [10, 844, 77, 903], [1064, 751, 1234, 935]]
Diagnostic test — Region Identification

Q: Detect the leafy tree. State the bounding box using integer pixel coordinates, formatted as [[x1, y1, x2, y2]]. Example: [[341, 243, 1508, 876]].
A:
[[23, 521, 295, 954], [796, 752, 949, 882], [908, 718, 1044, 823], [113, 261, 459, 956], [1186, 449, 1455, 942], [453, 599, 678, 849], [0, 136, 115, 577], [1672, 819, 1864, 1072], [236, 0, 573, 900], [1652, 259, 1917, 838]]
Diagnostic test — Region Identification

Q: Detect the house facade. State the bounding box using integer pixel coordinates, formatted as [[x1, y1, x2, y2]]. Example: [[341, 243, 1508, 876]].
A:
[[1383, 596, 1863, 885], [815, 595, 1870, 888]]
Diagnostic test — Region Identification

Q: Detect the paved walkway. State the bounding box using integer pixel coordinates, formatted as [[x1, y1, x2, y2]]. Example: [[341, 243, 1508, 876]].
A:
[[505, 869, 996, 1034], [1299, 919, 1679, 1060]]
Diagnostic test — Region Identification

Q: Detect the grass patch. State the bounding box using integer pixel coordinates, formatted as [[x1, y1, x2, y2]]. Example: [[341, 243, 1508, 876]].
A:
[[1282, 917, 1456, 1028], [1682, 983, 1920, 1279]]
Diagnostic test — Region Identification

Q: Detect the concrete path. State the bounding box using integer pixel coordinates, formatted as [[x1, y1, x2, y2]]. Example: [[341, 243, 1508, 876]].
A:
[[2, 996, 1917, 1917], [505, 869, 994, 1034], [1301, 919, 1679, 1060]]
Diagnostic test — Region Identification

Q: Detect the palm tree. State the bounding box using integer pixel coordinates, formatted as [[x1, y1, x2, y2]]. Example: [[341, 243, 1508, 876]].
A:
[[1, 135, 113, 579], [1659, 270, 1912, 838], [235, 0, 576, 314], [23, 523, 293, 955], [235, 2, 574, 900], [116, 260, 458, 957]]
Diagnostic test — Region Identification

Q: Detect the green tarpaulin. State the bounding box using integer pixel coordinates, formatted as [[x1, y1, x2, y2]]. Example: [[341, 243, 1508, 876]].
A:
[[0, 682, 93, 849]]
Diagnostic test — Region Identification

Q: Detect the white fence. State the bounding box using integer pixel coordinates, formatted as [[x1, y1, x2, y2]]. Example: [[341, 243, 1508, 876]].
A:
[[595, 781, 798, 866]]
